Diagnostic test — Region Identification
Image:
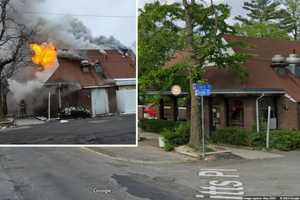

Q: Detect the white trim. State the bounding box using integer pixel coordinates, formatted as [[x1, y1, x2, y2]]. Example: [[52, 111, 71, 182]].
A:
[[83, 85, 113, 89], [284, 94, 296, 103], [114, 78, 136, 86]]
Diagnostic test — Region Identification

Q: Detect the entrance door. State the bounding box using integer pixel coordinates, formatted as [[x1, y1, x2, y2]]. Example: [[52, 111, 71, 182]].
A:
[[91, 89, 109, 116]]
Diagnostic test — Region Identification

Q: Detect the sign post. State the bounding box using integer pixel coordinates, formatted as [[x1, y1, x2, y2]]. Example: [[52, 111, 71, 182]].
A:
[[193, 83, 212, 159], [266, 106, 271, 149]]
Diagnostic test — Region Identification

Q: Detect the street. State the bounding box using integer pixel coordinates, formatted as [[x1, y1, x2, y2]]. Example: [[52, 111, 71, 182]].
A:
[[0, 115, 136, 144], [0, 148, 299, 200]]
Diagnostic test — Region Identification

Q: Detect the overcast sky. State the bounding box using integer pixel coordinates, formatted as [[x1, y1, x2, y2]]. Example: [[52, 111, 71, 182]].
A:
[[138, 0, 249, 24], [24, 0, 136, 47]]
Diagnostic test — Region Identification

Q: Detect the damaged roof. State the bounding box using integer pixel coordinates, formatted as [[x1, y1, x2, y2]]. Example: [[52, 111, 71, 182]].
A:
[[165, 35, 300, 102], [47, 49, 136, 88]]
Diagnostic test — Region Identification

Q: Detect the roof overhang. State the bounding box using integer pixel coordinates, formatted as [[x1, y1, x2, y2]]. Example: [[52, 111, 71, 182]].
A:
[[114, 78, 136, 86], [211, 89, 286, 95], [144, 88, 286, 96]]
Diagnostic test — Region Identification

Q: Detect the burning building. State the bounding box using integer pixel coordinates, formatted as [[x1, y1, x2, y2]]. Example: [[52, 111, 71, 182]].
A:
[[7, 45, 136, 118]]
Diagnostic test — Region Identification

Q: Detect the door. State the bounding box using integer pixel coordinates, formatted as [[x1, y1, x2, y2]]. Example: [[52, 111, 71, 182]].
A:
[[116, 89, 136, 114], [91, 89, 109, 116]]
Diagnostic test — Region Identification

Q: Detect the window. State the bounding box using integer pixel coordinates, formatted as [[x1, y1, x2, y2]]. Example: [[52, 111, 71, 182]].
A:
[[94, 63, 103, 73], [228, 100, 244, 127]]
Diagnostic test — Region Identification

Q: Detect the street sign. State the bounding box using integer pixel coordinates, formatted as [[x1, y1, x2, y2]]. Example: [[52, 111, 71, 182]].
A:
[[192, 83, 212, 159], [193, 83, 212, 96]]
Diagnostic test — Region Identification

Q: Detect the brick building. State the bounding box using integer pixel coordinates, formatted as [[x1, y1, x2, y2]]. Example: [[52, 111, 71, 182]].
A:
[[142, 35, 300, 134], [9, 49, 136, 118], [46, 49, 136, 117]]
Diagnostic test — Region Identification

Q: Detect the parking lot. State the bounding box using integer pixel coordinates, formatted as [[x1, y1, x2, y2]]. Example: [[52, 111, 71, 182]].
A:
[[0, 115, 136, 145]]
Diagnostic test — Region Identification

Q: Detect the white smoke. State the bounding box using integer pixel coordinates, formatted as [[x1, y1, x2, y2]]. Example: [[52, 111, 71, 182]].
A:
[[8, 60, 59, 103], [6, 0, 130, 114]]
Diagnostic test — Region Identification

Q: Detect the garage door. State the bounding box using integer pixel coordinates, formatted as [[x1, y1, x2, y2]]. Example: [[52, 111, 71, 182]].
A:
[[91, 89, 109, 116], [116, 89, 136, 114]]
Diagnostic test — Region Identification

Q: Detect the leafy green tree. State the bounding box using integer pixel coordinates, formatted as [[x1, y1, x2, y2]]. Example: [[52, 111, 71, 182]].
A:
[[234, 21, 290, 39], [280, 0, 300, 40], [139, 1, 249, 148], [138, 2, 183, 77]]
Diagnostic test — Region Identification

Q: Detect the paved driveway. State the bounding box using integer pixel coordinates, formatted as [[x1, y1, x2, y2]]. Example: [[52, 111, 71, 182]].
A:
[[0, 115, 136, 145]]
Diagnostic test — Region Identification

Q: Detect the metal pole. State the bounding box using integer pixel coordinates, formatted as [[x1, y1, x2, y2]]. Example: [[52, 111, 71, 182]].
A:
[[256, 94, 264, 133], [58, 84, 62, 110], [48, 91, 51, 121], [201, 95, 205, 158], [266, 106, 271, 149]]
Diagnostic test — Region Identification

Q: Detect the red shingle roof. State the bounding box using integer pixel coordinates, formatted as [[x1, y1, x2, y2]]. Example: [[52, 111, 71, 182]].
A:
[[47, 49, 136, 87], [166, 35, 300, 102]]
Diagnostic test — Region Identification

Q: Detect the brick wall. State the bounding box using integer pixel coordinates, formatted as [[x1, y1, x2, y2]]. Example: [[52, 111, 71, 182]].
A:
[[277, 96, 299, 129], [243, 97, 256, 130]]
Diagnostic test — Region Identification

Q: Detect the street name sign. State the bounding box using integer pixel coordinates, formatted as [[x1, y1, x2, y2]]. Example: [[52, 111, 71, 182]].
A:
[[193, 83, 212, 96]]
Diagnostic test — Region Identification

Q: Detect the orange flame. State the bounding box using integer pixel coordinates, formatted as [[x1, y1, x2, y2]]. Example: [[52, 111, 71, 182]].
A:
[[31, 42, 57, 69]]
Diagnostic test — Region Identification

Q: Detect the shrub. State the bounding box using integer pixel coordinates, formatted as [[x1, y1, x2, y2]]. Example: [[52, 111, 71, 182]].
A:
[[211, 128, 250, 146], [268, 130, 300, 151], [138, 119, 184, 133], [211, 127, 300, 151], [161, 123, 190, 151]]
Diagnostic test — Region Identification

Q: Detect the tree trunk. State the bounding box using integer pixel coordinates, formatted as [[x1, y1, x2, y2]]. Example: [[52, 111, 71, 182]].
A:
[[189, 78, 201, 148], [182, 0, 202, 148]]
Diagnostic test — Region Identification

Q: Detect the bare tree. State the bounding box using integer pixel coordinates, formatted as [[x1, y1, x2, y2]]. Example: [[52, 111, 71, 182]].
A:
[[0, 0, 30, 118]]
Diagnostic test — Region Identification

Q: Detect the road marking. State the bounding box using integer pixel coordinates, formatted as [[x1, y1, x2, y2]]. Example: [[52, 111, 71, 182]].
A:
[[199, 169, 238, 172], [196, 168, 244, 199], [198, 169, 239, 178]]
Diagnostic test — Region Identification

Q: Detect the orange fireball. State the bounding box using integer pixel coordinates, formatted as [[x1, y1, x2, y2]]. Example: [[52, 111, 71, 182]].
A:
[[31, 42, 57, 69]]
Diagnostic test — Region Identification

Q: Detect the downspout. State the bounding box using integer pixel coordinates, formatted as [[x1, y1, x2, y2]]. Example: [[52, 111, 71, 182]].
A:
[[256, 94, 264, 133]]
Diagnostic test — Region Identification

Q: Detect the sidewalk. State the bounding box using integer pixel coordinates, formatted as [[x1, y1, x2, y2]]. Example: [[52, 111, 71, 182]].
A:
[[212, 144, 283, 160], [86, 130, 197, 164], [15, 118, 46, 126], [86, 130, 283, 164]]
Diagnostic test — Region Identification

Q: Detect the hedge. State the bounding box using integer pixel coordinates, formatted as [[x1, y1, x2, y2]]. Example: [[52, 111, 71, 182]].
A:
[[211, 128, 300, 151], [138, 119, 184, 133], [211, 128, 251, 146]]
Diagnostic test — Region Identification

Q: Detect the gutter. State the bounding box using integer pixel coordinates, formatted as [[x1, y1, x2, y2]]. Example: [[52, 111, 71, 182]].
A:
[[256, 94, 265, 133]]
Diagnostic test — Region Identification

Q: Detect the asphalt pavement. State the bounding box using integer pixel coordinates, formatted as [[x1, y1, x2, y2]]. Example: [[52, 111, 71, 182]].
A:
[[0, 115, 136, 144], [0, 147, 299, 200]]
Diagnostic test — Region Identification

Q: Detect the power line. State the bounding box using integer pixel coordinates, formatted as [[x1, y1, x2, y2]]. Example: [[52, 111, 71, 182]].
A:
[[22, 11, 136, 19]]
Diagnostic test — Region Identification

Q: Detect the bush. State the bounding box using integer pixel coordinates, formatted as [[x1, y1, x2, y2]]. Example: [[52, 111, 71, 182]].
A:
[[211, 128, 251, 146], [138, 119, 184, 133], [161, 123, 190, 151], [268, 130, 300, 151], [211, 127, 300, 151]]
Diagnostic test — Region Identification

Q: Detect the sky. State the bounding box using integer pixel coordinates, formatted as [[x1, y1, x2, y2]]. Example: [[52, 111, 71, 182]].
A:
[[23, 0, 136, 47], [138, 0, 249, 24]]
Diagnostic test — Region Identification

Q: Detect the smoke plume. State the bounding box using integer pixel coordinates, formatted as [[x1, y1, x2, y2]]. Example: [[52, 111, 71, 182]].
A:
[[5, 0, 130, 115]]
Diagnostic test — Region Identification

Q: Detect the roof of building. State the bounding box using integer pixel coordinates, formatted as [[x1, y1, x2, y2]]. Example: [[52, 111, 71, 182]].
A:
[[165, 35, 300, 102], [47, 49, 136, 88]]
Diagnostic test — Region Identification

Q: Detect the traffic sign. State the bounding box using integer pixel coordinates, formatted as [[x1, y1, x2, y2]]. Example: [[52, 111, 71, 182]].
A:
[[193, 83, 212, 96]]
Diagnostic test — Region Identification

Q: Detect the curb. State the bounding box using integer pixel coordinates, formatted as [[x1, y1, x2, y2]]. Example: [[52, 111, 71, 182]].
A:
[[81, 147, 198, 165]]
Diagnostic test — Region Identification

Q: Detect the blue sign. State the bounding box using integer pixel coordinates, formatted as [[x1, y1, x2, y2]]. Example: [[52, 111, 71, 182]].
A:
[[193, 83, 212, 96]]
